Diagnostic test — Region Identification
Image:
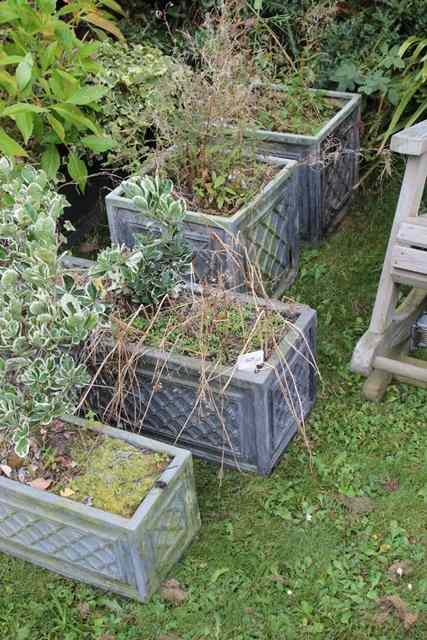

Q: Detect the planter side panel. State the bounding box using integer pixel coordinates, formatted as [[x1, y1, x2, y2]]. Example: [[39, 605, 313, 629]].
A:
[[106, 202, 245, 290], [267, 312, 317, 473], [0, 497, 143, 599], [87, 358, 258, 472], [135, 456, 201, 598], [240, 169, 299, 296], [254, 105, 360, 243]]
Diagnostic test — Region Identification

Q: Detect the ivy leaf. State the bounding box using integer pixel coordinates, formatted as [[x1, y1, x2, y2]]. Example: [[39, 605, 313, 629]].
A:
[[41, 145, 60, 178], [67, 152, 88, 192], [67, 85, 108, 106], [0, 127, 28, 156], [16, 53, 33, 91], [14, 433, 30, 458], [15, 111, 33, 144], [81, 134, 115, 152]]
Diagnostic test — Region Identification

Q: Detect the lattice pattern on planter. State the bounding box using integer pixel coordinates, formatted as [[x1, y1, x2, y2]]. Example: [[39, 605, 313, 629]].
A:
[[269, 328, 316, 453], [89, 368, 244, 456], [320, 114, 359, 233], [243, 194, 298, 293], [0, 502, 123, 579]]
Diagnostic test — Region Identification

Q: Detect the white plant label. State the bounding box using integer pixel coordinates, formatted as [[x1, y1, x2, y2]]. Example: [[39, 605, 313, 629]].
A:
[[237, 349, 264, 371]]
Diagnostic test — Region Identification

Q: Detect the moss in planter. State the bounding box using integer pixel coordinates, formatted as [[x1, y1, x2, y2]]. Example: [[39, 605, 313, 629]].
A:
[[125, 294, 296, 365], [252, 86, 338, 135], [63, 434, 170, 518]]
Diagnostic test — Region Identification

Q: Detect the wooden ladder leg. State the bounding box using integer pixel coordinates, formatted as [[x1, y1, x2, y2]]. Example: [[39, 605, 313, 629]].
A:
[[369, 153, 427, 336]]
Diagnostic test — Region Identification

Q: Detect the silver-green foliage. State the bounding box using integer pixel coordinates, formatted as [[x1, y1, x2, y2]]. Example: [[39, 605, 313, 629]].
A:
[[0, 159, 103, 457], [91, 176, 192, 306]]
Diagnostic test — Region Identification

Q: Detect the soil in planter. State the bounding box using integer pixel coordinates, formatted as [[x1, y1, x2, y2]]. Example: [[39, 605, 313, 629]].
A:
[[154, 147, 278, 217], [249, 86, 338, 136], [117, 291, 298, 366], [0, 421, 169, 518]]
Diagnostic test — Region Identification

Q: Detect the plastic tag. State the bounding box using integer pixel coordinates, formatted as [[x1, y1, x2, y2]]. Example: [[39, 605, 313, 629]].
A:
[[237, 349, 264, 371]]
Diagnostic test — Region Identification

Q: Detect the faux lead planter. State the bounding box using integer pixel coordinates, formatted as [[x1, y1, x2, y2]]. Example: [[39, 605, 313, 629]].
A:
[[252, 88, 361, 243], [0, 417, 200, 602], [106, 157, 299, 296], [87, 291, 317, 476]]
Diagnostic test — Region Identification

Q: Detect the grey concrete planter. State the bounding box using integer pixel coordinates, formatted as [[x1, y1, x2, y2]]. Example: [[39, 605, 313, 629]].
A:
[[106, 157, 299, 297], [252, 88, 361, 243], [86, 291, 317, 476], [0, 417, 200, 602]]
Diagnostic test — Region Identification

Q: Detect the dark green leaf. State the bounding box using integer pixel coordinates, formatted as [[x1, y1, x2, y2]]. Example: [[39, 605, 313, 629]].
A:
[[67, 152, 88, 192], [81, 134, 115, 152], [41, 145, 60, 178]]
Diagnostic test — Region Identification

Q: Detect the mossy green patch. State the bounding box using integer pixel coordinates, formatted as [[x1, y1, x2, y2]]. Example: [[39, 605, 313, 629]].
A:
[[64, 435, 169, 518]]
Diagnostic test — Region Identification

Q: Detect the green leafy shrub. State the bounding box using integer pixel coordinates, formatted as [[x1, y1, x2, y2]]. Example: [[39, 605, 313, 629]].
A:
[[0, 0, 123, 190], [90, 176, 192, 305], [0, 159, 104, 456], [93, 40, 185, 174]]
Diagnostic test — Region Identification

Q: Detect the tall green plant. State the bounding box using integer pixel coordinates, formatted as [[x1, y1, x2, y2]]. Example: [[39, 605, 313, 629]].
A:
[[0, 0, 122, 190], [380, 36, 427, 148], [0, 158, 103, 456]]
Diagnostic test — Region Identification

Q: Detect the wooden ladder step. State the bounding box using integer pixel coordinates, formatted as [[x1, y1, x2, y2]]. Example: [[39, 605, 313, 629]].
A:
[[374, 355, 427, 383], [397, 220, 427, 248], [392, 245, 427, 274]]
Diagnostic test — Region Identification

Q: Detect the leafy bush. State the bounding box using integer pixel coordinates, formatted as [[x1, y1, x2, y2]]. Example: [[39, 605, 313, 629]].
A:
[[0, 0, 123, 190], [0, 159, 103, 456], [93, 41, 185, 174], [90, 176, 192, 305]]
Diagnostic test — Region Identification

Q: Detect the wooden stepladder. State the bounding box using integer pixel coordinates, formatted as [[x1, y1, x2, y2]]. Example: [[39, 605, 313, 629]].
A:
[[352, 120, 427, 400]]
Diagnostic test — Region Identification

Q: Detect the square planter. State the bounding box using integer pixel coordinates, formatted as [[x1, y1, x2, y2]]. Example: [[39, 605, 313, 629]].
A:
[[252, 88, 361, 243], [86, 290, 317, 476], [106, 157, 299, 297], [0, 417, 200, 602]]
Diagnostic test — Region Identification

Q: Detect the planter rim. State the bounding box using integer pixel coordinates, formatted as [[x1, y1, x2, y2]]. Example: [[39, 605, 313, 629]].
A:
[[0, 416, 191, 530], [97, 284, 316, 386], [105, 155, 297, 230], [247, 87, 361, 146]]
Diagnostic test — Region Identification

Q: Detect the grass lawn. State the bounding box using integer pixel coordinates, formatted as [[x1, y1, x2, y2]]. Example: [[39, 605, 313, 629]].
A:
[[1, 176, 426, 639]]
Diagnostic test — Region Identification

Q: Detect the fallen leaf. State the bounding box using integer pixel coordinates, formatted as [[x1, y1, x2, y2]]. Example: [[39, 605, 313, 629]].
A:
[[29, 478, 52, 490], [0, 464, 12, 477], [336, 494, 375, 514], [160, 579, 188, 606], [271, 575, 286, 585], [159, 634, 183, 640], [98, 636, 115, 640], [7, 452, 25, 469], [377, 595, 418, 631], [77, 602, 90, 618], [60, 487, 75, 498], [388, 560, 414, 582], [78, 242, 100, 254], [384, 478, 400, 493]]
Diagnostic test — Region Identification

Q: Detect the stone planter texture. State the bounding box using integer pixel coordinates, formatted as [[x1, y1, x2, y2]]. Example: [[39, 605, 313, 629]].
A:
[[0, 417, 200, 602], [86, 291, 317, 476], [253, 88, 361, 243], [106, 157, 299, 297]]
